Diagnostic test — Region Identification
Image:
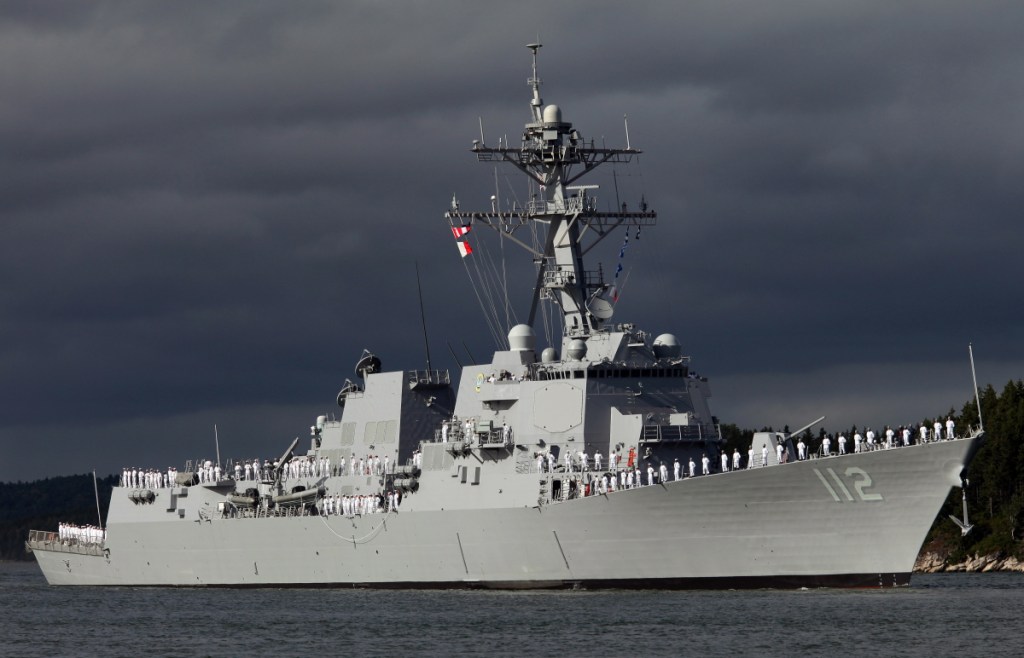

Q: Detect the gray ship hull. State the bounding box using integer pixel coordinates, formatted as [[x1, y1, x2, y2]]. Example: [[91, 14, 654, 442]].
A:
[[30, 437, 979, 588]]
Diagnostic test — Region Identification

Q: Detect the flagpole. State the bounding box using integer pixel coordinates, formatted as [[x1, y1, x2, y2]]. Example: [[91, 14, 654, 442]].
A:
[[93, 470, 103, 530], [969, 343, 984, 433]]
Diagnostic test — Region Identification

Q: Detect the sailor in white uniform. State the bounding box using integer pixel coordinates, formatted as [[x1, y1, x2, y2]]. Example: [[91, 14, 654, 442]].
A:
[[673, 459, 681, 481], [659, 463, 668, 484], [946, 417, 955, 439], [822, 436, 831, 456], [934, 421, 943, 441], [646, 465, 655, 486], [853, 432, 862, 453], [761, 445, 768, 466], [797, 439, 806, 461], [701, 454, 710, 475], [733, 449, 741, 470], [721, 452, 729, 472], [775, 443, 783, 464], [688, 458, 696, 477]]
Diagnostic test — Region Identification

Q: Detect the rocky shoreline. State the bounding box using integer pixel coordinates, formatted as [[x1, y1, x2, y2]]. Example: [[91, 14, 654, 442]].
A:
[[914, 552, 1024, 573]]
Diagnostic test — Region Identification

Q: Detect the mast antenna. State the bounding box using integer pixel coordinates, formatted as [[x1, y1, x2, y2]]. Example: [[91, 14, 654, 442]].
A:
[[624, 114, 631, 150], [462, 341, 477, 364], [415, 261, 433, 372], [527, 42, 543, 120], [446, 341, 463, 368], [214, 424, 221, 468]]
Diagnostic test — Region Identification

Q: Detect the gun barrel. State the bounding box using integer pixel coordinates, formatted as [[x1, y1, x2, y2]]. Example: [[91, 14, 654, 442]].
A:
[[789, 416, 826, 438]]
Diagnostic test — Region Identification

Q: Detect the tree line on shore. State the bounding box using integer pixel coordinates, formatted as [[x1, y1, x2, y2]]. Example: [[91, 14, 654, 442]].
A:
[[2, 381, 1021, 563]]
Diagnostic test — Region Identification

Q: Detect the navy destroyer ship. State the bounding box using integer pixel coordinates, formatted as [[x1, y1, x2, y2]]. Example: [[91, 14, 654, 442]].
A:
[[28, 45, 984, 588]]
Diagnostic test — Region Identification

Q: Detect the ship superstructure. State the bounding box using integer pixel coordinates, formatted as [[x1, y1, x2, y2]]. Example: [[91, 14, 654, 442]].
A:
[[28, 45, 983, 589]]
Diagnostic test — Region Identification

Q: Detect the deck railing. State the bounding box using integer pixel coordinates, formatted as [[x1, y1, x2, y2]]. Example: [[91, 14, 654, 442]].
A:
[[25, 529, 106, 556]]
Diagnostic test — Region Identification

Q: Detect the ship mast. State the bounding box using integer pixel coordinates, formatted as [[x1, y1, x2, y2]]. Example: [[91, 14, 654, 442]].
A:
[[446, 43, 656, 340]]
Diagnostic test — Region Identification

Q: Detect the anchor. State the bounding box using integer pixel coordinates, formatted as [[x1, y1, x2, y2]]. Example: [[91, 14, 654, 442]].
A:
[[949, 477, 974, 536]]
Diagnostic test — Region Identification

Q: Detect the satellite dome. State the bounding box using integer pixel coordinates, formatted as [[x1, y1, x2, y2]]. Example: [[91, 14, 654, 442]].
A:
[[567, 339, 587, 361], [543, 104, 562, 124], [653, 333, 681, 359], [541, 347, 558, 363], [508, 324, 536, 352]]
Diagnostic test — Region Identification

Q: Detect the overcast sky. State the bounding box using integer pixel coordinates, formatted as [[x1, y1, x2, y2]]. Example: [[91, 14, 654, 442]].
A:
[[2, 1, 1022, 482]]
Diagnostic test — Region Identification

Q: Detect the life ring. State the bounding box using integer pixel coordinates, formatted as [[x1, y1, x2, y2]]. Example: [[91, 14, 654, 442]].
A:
[[475, 373, 484, 392]]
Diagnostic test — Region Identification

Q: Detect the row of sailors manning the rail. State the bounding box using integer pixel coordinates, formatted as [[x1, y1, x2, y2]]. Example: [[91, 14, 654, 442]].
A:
[[538, 418, 962, 477], [57, 522, 106, 546], [793, 419, 960, 460], [542, 450, 727, 482], [120, 453, 412, 490], [317, 490, 403, 516]]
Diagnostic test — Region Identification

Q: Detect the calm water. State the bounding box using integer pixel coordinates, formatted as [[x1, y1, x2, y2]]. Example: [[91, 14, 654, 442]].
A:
[[1, 562, 1020, 657]]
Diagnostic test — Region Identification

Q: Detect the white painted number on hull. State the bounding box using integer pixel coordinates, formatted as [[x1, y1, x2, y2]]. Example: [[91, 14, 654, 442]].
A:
[[813, 467, 883, 502]]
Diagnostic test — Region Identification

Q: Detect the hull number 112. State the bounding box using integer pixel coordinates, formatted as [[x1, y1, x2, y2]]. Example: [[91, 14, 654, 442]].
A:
[[813, 467, 883, 502]]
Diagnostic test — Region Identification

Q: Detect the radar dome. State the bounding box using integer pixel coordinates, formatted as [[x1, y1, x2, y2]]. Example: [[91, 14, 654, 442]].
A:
[[508, 324, 536, 352], [653, 333, 681, 359], [567, 339, 587, 361], [541, 347, 558, 363], [543, 104, 562, 124]]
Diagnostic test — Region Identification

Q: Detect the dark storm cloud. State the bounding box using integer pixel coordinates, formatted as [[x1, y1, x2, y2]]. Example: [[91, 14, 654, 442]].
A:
[[1, 1, 1022, 481]]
